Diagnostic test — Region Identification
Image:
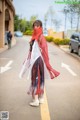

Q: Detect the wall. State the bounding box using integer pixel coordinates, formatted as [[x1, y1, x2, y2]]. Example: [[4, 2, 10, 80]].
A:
[[48, 29, 64, 39], [0, 0, 14, 48], [0, 0, 5, 47]]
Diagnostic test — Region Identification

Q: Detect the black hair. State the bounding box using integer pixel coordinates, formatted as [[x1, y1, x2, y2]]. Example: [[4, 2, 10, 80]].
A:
[[33, 20, 42, 28]]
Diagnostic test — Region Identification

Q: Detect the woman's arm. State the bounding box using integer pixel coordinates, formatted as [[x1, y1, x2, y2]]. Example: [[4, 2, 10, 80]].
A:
[[29, 40, 35, 52]]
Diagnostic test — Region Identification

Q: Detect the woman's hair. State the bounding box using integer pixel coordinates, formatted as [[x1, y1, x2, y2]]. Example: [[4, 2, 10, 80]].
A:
[[33, 20, 42, 28]]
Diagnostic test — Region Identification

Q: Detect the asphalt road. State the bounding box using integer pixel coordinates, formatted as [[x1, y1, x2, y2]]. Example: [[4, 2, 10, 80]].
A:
[[0, 36, 80, 120]]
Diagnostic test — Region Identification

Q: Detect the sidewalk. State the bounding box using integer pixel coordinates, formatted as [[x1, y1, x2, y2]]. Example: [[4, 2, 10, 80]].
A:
[[59, 45, 69, 52], [59, 45, 80, 61], [0, 38, 16, 53]]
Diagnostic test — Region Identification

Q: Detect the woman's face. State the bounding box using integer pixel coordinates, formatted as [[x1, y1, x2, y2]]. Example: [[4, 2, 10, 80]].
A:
[[33, 23, 40, 29], [34, 25, 40, 29]]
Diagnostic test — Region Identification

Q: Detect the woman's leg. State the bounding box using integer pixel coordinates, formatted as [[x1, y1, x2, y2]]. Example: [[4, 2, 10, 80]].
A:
[[38, 57, 44, 104], [29, 57, 44, 106], [29, 58, 39, 106]]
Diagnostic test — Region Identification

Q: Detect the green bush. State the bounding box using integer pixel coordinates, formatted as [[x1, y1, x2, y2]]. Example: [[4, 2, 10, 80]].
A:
[[53, 38, 70, 45], [24, 30, 33, 35], [45, 36, 70, 45], [45, 36, 54, 42], [53, 38, 61, 45], [61, 39, 70, 45]]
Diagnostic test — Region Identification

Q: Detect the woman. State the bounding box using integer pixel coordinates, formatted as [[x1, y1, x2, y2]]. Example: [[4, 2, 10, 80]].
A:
[[20, 20, 60, 107]]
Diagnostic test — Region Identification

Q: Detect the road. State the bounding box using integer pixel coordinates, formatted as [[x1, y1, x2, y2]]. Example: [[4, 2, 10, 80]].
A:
[[0, 36, 80, 120]]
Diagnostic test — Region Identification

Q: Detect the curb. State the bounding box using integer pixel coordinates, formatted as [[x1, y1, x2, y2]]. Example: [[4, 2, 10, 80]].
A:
[[59, 45, 80, 62], [50, 42, 80, 61]]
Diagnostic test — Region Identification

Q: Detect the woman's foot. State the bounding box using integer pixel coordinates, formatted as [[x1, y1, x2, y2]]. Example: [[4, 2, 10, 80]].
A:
[[38, 94, 44, 104], [29, 99, 39, 107], [39, 97, 44, 104]]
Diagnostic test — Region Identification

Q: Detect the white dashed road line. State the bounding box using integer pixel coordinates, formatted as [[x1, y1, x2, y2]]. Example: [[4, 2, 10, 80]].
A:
[[61, 62, 77, 76]]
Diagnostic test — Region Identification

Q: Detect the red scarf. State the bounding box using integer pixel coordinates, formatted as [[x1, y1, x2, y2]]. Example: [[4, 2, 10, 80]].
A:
[[30, 27, 60, 79], [31, 27, 43, 41]]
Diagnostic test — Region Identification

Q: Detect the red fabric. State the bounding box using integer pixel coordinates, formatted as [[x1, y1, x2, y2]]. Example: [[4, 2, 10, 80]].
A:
[[31, 27, 60, 79], [39, 35, 60, 79], [31, 27, 43, 41], [35, 66, 44, 95]]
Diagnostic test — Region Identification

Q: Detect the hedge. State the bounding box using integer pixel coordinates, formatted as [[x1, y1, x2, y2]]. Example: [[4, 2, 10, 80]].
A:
[[24, 30, 33, 35], [45, 36, 54, 42], [45, 36, 70, 45]]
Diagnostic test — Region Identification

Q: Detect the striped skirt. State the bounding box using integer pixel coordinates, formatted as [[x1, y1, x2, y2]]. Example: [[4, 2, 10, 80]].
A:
[[28, 56, 44, 96]]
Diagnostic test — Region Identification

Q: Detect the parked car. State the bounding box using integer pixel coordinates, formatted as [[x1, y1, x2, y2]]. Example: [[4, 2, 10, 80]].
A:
[[14, 31, 23, 37], [69, 32, 80, 57]]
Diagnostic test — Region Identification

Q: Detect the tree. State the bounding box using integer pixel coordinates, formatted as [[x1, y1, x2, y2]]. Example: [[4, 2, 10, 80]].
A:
[[19, 18, 27, 32], [30, 15, 38, 23], [70, 4, 80, 31], [14, 15, 20, 31], [25, 15, 38, 31], [47, 6, 55, 28], [30, 15, 38, 29], [63, 0, 80, 31], [14, 14, 38, 33], [63, 6, 69, 31], [53, 19, 62, 32]]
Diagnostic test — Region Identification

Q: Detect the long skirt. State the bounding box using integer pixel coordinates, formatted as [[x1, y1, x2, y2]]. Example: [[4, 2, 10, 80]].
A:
[[28, 56, 44, 96]]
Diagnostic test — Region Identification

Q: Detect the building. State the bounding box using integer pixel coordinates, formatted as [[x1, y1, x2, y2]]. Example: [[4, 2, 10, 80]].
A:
[[0, 0, 15, 48]]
